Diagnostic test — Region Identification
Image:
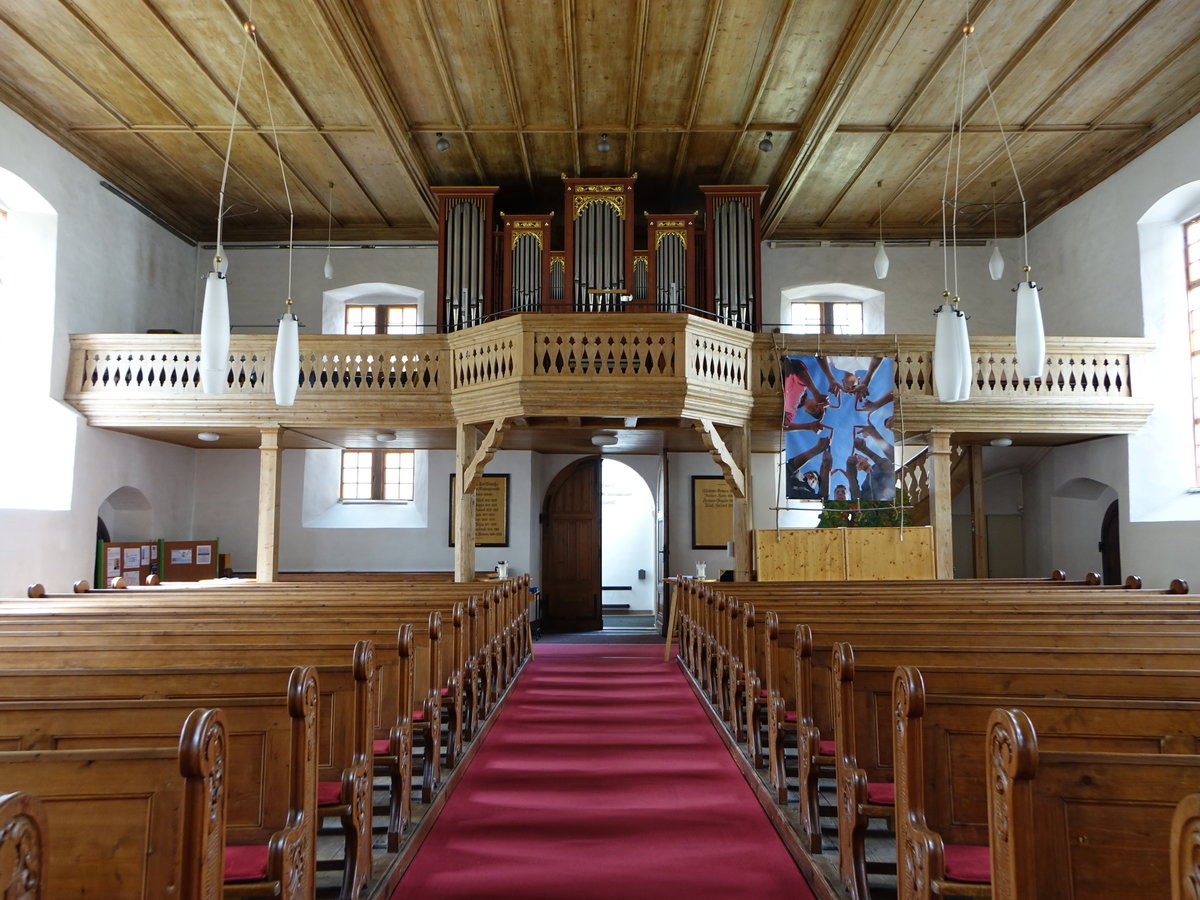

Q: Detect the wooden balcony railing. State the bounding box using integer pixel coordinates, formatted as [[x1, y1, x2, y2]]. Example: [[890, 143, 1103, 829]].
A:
[[66, 318, 1152, 437]]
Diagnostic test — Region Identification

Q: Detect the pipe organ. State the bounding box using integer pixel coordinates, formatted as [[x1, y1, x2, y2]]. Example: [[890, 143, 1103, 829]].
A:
[[702, 186, 766, 331], [434, 187, 498, 332], [436, 178, 764, 330]]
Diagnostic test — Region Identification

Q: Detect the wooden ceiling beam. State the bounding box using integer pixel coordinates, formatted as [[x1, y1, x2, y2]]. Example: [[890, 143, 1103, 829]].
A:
[[484, 0, 534, 192], [414, 0, 488, 185], [309, 0, 437, 227], [717, 0, 798, 184], [669, 0, 725, 187], [1014, 0, 1161, 129], [562, 0, 582, 176], [623, 0, 651, 174], [220, 0, 390, 227], [762, 0, 909, 236]]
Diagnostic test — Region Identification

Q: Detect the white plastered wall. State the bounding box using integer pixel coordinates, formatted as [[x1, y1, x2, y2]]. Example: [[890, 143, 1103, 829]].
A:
[[0, 103, 197, 595]]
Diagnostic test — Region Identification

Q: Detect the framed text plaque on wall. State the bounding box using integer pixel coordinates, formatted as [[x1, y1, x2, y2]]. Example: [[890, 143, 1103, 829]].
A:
[[449, 474, 510, 547], [692, 475, 733, 549]]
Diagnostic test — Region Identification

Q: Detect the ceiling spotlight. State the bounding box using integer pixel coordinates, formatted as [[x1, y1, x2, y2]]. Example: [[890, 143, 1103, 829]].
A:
[[759, 132, 774, 153], [597, 133, 611, 153], [591, 432, 618, 447], [990, 437, 1013, 447], [435, 132, 450, 153], [376, 431, 399, 443], [197, 432, 221, 443]]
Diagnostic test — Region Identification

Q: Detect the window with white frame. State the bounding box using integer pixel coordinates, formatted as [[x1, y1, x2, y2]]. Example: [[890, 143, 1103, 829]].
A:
[[340, 449, 415, 501], [1187, 214, 1200, 484], [788, 300, 864, 335], [345, 303, 419, 335]]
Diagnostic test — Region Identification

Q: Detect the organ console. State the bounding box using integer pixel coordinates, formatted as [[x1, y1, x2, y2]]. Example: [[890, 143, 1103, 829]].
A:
[[434, 177, 765, 332]]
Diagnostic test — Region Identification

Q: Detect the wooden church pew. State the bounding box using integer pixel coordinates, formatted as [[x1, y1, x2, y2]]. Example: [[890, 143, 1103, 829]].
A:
[[0, 706, 228, 900], [0, 791, 45, 898], [986, 706, 1200, 900], [892, 665, 1200, 900]]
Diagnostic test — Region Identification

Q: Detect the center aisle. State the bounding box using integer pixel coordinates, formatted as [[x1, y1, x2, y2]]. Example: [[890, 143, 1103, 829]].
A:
[[393, 643, 816, 900]]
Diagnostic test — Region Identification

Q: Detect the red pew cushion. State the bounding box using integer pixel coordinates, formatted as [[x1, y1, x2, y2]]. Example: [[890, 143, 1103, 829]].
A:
[[944, 844, 991, 884], [224, 844, 269, 882], [866, 781, 895, 805], [818, 739, 836, 756], [317, 781, 342, 805], [373, 738, 391, 755]]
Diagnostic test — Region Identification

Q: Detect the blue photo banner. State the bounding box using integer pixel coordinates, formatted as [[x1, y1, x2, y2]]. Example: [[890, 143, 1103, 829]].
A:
[[784, 355, 896, 502]]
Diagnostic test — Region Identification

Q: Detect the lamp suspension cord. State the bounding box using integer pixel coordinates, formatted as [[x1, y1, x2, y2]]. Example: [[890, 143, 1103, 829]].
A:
[[326, 182, 334, 247], [950, 12, 971, 304], [215, 7, 254, 263], [252, 21, 295, 306], [969, 36, 1030, 270], [878, 180, 884, 244]]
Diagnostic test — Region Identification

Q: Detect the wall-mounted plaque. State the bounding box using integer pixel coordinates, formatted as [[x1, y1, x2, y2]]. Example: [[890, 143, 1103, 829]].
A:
[[449, 474, 510, 547], [692, 475, 733, 549]]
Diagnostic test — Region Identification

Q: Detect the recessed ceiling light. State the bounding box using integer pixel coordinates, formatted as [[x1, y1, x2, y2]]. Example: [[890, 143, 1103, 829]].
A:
[[197, 432, 220, 442], [376, 431, 399, 443], [592, 432, 618, 447], [990, 437, 1013, 447]]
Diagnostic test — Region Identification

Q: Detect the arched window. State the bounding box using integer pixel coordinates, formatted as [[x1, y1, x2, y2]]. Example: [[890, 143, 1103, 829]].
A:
[[0, 167, 75, 511], [1135, 179, 1200, 506], [780, 283, 884, 335]]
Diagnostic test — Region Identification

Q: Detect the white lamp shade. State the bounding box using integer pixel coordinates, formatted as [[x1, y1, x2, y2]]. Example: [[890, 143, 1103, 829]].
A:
[[873, 242, 890, 279], [199, 272, 230, 394], [954, 308, 972, 401], [273, 313, 301, 406], [988, 244, 1004, 280], [323, 253, 334, 280], [933, 305, 963, 403], [1015, 281, 1045, 380]]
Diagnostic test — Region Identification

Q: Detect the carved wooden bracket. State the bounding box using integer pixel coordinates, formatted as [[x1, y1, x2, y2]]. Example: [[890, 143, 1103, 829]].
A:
[[463, 418, 510, 493], [693, 418, 746, 499]]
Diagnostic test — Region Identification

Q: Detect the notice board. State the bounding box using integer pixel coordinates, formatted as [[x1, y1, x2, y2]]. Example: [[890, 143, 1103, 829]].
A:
[[161, 540, 219, 581], [96, 540, 158, 587]]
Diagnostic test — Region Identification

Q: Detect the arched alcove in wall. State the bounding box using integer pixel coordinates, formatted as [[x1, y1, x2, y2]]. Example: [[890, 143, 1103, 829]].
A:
[[97, 486, 154, 541], [778, 282, 885, 334], [1051, 476, 1119, 582], [321, 282, 426, 334]]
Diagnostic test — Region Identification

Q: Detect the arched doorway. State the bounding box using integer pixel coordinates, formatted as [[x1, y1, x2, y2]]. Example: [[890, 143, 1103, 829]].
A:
[[1100, 499, 1121, 585], [540, 458, 603, 632]]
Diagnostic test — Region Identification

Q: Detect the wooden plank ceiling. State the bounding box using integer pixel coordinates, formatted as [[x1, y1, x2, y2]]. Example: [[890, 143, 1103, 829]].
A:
[[2, 0, 1199, 245]]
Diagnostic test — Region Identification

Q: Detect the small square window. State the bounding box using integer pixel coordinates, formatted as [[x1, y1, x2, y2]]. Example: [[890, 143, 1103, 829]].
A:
[[341, 448, 414, 501]]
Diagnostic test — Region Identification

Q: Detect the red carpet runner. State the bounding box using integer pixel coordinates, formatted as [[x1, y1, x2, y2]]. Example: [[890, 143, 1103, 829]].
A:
[[394, 643, 816, 899]]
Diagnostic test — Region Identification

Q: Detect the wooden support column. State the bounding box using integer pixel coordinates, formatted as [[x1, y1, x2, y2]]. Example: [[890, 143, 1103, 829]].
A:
[[730, 426, 754, 580], [454, 423, 479, 582], [255, 426, 283, 583], [969, 443, 989, 578], [928, 431, 954, 579]]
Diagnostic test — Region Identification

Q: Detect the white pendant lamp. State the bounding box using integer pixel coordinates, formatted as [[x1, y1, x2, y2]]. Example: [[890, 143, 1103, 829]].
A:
[[988, 244, 1004, 280], [199, 259, 230, 394], [873, 180, 889, 279], [987, 182, 1004, 280], [273, 302, 300, 406], [873, 242, 890, 280], [933, 297, 964, 403], [1015, 270, 1045, 380]]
